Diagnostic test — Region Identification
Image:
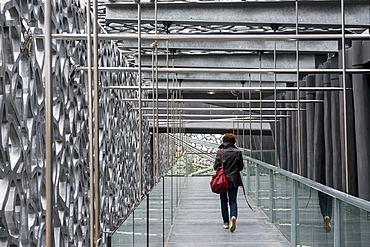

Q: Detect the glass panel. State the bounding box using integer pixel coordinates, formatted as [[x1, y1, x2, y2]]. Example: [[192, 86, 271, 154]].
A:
[[273, 172, 292, 241], [341, 201, 370, 247], [247, 160, 256, 201], [259, 165, 271, 215], [297, 183, 334, 246], [111, 168, 187, 247], [110, 214, 134, 247], [149, 180, 164, 247], [163, 175, 172, 239], [248, 150, 277, 166], [133, 200, 147, 246]]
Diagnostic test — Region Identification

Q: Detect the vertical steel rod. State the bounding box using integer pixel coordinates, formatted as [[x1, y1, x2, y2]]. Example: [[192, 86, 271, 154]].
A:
[[86, 0, 95, 245], [259, 52, 263, 161], [154, 0, 157, 34], [269, 169, 275, 222], [249, 73, 252, 158], [256, 164, 260, 206], [170, 53, 175, 224], [45, 0, 53, 246], [273, 35, 278, 167], [137, 0, 143, 199], [154, 0, 159, 183], [162, 178, 165, 244], [166, 40, 170, 176], [242, 83, 245, 150], [151, 48, 157, 181], [147, 194, 150, 247], [236, 93, 239, 136], [155, 49, 159, 183], [341, 0, 349, 193], [296, 0, 302, 175], [93, 0, 100, 242], [291, 180, 298, 246]]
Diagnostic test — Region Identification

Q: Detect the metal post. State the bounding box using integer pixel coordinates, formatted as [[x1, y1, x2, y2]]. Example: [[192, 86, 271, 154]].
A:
[[246, 160, 250, 194], [273, 35, 278, 167], [269, 169, 275, 223], [295, 0, 302, 176], [86, 0, 95, 245], [45, 0, 53, 246], [151, 48, 157, 183], [340, 0, 349, 193], [147, 194, 150, 247], [162, 177, 165, 245], [137, 0, 143, 199], [242, 82, 245, 150], [93, 0, 100, 242], [249, 73, 252, 158], [155, 6, 160, 183], [255, 164, 260, 206], [170, 53, 175, 224], [258, 52, 263, 161], [291, 179, 298, 246], [166, 40, 170, 173]]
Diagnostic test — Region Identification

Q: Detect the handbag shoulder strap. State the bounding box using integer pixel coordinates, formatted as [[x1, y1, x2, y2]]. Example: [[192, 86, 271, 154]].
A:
[[241, 184, 253, 211], [220, 148, 224, 166]]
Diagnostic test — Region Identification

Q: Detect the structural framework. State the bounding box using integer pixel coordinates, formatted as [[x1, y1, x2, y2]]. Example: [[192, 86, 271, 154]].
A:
[[0, 0, 369, 246]]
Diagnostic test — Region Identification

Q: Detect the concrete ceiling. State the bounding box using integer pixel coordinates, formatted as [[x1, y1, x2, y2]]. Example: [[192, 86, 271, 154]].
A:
[[103, 0, 369, 133]]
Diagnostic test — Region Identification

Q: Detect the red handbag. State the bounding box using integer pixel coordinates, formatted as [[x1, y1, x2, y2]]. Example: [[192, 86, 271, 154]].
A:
[[210, 149, 229, 194]]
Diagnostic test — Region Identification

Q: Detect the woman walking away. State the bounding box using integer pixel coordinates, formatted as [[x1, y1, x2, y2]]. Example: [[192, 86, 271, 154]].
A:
[[213, 133, 244, 232]]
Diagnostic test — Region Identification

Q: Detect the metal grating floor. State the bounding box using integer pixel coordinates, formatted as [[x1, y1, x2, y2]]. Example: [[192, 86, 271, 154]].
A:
[[166, 176, 290, 247]]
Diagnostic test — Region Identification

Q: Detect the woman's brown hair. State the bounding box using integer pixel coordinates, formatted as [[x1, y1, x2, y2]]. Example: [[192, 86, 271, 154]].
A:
[[222, 133, 236, 144]]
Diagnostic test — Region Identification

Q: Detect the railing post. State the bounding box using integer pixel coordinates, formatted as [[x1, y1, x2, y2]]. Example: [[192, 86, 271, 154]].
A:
[[246, 160, 250, 194], [269, 169, 275, 222], [334, 198, 341, 247], [185, 154, 189, 176], [256, 164, 260, 206], [291, 180, 298, 246]]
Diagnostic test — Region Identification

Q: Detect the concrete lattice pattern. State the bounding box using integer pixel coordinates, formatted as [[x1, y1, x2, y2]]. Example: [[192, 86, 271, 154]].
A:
[[0, 0, 164, 245]]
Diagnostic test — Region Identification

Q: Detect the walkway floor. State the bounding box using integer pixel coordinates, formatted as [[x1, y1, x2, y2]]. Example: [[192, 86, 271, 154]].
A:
[[166, 176, 291, 247]]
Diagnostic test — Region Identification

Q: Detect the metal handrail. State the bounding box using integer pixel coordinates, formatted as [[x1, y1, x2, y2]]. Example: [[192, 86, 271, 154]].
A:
[[245, 155, 370, 212]]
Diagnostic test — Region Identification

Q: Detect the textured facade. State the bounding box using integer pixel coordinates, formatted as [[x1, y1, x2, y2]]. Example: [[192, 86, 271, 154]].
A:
[[0, 0, 168, 246]]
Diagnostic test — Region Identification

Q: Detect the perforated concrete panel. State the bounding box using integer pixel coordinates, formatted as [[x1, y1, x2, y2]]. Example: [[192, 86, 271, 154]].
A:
[[0, 0, 165, 245]]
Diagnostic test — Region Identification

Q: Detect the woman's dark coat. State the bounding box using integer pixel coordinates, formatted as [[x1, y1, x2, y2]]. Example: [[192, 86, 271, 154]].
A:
[[213, 142, 244, 188]]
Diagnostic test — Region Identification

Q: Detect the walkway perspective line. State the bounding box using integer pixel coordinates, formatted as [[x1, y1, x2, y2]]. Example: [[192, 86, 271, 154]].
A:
[[166, 177, 290, 247]]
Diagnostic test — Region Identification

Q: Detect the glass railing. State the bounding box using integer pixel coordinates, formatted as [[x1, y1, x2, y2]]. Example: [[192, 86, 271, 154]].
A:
[[244, 155, 370, 246], [109, 149, 370, 246], [109, 155, 188, 247]]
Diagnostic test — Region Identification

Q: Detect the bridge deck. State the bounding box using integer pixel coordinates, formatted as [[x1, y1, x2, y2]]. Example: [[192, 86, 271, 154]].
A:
[[167, 176, 290, 247]]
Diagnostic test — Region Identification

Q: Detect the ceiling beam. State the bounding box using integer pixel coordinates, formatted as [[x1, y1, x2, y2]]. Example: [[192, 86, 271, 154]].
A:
[[119, 40, 339, 53], [138, 53, 315, 83], [106, 1, 370, 29], [139, 53, 316, 69]]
